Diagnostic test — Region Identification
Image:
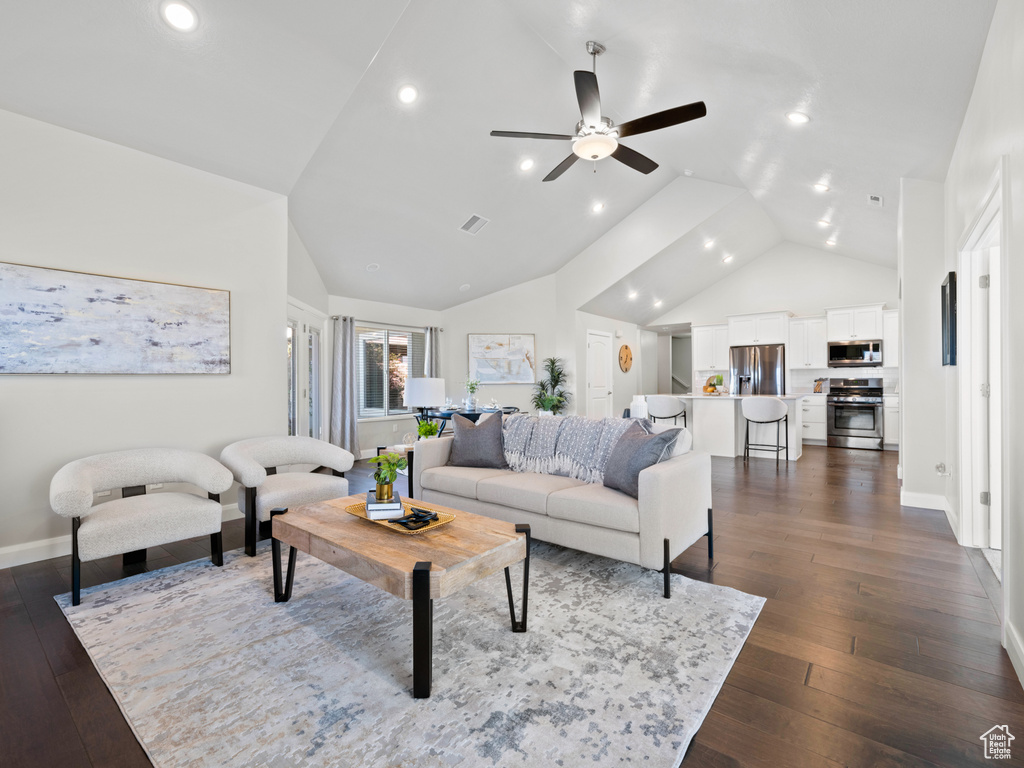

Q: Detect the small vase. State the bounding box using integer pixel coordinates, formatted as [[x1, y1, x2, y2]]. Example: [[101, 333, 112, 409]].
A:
[[464, 395, 477, 411], [375, 482, 393, 501], [538, 410, 553, 417]]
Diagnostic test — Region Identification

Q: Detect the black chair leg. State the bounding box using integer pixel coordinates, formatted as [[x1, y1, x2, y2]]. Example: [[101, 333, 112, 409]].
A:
[[706, 507, 714, 559], [776, 419, 781, 467], [663, 538, 671, 599], [744, 420, 750, 462], [785, 415, 790, 462], [72, 517, 81, 606], [244, 486, 258, 557], [210, 532, 223, 566]]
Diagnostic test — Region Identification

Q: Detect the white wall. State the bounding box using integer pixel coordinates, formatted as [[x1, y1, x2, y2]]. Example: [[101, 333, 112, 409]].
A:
[[897, 179, 948, 510], [287, 220, 328, 313], [639, 330, 658, 396], [0, 109, 287, 566], [943, 0, 1024, 683], [654, 242, 899, 326]]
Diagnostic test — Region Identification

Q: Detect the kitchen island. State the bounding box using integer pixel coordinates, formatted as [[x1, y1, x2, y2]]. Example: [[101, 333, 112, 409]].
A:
[[674, 394, 806, 461]]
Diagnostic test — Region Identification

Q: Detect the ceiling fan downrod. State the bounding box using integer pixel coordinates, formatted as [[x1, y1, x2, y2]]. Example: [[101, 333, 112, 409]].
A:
[[586, 40, 605, 75]]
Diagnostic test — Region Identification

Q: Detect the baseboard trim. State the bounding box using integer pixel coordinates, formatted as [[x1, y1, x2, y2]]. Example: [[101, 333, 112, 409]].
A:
[[1005, 620, 1024, 690], [899, 491, 946, 511], [0, 534, 73, 570], [0, 503, 243, 569]]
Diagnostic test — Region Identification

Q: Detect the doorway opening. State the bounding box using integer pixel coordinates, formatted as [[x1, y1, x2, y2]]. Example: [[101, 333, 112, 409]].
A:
[[586, 330, 613, 417]]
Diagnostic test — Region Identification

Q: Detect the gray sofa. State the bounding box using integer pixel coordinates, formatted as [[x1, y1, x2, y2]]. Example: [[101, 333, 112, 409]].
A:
[[412, 431, 713, 596]]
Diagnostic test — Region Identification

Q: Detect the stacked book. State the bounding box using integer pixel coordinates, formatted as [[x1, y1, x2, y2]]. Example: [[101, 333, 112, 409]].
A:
[[366, 490, 405, 520]]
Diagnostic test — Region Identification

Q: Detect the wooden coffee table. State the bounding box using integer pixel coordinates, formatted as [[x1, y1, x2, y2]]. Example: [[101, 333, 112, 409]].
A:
[[269, 494, 530, 698]]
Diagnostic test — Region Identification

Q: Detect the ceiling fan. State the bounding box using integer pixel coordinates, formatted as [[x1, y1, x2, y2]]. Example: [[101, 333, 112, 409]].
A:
[[490, 41, 707, 182]]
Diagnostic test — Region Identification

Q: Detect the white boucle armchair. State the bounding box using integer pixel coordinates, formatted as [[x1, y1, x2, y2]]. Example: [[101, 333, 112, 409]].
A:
[[50, 448, 234, 606], [219, 436, 354, 556]]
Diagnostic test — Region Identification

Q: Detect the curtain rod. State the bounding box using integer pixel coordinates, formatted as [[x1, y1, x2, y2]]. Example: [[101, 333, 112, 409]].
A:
[[330, 316, 444, 332]]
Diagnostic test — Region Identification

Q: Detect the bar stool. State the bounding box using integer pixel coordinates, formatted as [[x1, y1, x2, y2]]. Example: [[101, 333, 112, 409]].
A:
[[646, 395, 687, 427], [741, 397, 788, 466]]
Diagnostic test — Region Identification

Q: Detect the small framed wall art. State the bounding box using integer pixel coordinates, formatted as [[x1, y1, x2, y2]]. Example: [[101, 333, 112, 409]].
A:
[[0, 261, 231, 375]]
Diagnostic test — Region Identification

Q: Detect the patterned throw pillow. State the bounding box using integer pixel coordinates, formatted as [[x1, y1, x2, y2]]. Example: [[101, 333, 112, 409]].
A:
[[448, 413, 509, 469], [602, 422, 681, 499]]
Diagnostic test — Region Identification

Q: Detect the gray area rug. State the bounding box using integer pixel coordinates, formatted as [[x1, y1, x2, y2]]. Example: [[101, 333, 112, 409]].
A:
[[57, 542, 763, 767]]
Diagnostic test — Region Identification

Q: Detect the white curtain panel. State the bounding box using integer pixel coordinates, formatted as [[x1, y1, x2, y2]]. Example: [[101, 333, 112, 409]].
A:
[[425, 326, 441, 378], [330, 316, 359, 455]]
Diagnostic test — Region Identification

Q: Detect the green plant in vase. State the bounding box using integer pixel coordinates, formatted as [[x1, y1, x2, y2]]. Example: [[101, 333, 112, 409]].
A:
[[464, 378, 481, 410], [417, 420, 440, 439], [368, 452, 407, 501], [532, 357, 572, 415]]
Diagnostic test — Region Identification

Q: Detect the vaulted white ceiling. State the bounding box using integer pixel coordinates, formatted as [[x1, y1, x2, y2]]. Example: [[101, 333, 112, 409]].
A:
[[0, 0, 995, 312]]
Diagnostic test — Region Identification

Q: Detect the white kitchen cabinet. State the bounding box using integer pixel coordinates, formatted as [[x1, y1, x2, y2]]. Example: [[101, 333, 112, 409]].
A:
[[727, 311, 789, 346], [884, 395, 899, 446], [692, 324, 730, 372], [826, 304, 884, 341], [883, 310, 899, 367], [800, 396, 828, 441], [789, 316, 827, 368]]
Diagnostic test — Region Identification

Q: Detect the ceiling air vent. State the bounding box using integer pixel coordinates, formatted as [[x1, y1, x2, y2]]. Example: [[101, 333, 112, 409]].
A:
[[459, 214, 489, 235], [867, 194, 884, 208]]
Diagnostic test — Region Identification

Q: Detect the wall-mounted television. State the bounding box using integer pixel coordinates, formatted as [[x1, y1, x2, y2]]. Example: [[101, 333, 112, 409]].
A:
[[941, 271, 957, 366]]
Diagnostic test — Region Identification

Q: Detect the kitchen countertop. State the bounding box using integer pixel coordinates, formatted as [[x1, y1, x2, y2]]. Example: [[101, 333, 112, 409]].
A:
[[675, 393, 806, 400]]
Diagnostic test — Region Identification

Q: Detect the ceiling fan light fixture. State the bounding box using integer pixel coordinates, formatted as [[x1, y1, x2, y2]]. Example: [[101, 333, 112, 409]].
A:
[[572, 133, 618, 161]]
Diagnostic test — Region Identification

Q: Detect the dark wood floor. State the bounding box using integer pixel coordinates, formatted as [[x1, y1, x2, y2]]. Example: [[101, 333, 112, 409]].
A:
[[2, 449, 1020, 767]]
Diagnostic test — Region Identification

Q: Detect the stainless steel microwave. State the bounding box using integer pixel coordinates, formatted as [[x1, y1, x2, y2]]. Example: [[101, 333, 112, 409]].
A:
[[827, 340, 882, 368]]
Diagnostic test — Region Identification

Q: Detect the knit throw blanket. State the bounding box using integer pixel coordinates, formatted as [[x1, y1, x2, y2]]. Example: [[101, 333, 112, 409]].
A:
[[502, 414, 649, 484]]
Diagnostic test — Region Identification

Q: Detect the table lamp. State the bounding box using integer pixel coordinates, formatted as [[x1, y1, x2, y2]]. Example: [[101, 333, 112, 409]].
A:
[[404, 377, 446, 419]]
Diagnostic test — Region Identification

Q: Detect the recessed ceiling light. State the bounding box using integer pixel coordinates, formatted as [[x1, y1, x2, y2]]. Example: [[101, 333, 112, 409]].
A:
[[787, 111, 810, 124], [519, 158, 534, 172], [161, 1, 197, 31], [825, 238, 837, 246], [592, 202, 605, 213], [814, 183, 830, 193], [628, 291, 638, 300], [653, 300, 663, 308], [722, 255, 733, 263], [683, 169, 694, 177], [817, 219, 830, 227], [459, 283, 471, 291], [703, 240, 715, 249], [365, 263, 380, 272], [398, 85, 418, 104]]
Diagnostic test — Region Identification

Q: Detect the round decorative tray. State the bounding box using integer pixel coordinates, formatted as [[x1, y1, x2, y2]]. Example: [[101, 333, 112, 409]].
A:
[[344, 501, 455, 535]]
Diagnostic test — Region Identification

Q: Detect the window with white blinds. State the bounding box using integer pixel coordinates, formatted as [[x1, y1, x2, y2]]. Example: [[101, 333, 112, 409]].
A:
[[356, 325, 426, 418]]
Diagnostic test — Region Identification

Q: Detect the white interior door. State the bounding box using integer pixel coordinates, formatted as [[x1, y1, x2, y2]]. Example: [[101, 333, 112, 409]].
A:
[[970, 250, 991, 542], [587, 331, 613, 418], [987, 247, 1002, 549], [287, 302, 328, 440]]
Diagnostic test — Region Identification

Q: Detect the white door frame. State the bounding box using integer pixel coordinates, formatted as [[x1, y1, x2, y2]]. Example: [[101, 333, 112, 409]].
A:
[[288, 298, 329, 440], [955, 158, 1010, 642], [586, 330, 614, 418]]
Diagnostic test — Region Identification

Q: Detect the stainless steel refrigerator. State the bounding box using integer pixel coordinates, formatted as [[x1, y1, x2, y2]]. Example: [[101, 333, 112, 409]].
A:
[[729, 344, 786, 395]]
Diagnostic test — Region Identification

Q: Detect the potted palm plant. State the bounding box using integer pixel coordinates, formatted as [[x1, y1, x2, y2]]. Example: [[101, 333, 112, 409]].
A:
[[368, 452, 407, 501], [532, 357, 572, 415]]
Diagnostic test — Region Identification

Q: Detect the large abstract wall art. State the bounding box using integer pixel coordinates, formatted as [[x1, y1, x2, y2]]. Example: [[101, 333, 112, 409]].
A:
[[0, 262, 231, 374]]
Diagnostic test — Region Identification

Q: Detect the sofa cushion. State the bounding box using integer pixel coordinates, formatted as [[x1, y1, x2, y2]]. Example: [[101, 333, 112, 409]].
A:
[[477, 472, 584, 515], [547, 483, 640, 533], [239, 472, 349, 522], [78, 493, 222, 562], [649, 423, 693, 456], [603, 423, 681, 499], [449, 413, 508, 469], [420, 466, 511, 499]]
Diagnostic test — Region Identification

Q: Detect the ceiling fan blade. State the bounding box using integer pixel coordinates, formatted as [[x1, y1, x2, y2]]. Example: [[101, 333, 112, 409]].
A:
[[543, 154, 580, 182], [616, 101, 707, 138], [490, 130, 574, 140], [574, 70, 602, 127], [611, 144, 659, 175]]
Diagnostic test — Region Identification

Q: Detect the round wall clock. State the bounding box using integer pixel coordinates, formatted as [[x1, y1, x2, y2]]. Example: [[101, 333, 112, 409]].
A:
[[618, 344, 633, 372]]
